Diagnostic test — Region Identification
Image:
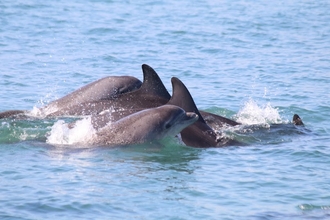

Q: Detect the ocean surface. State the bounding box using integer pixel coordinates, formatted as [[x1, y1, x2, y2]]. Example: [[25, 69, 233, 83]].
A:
[[1, 0, 330, 219]]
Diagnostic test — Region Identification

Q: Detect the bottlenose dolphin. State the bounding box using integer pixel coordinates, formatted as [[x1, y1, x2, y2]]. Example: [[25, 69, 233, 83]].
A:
[[0, 75, 142, 119], [86, 105, 198, 146], [47, 64, 170, 117], [41, 75, 142, 116]]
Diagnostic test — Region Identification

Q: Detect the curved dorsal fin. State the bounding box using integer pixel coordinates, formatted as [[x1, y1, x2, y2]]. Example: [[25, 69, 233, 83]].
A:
[[139, 64, 171, 100], [168, 77, 206, 124]]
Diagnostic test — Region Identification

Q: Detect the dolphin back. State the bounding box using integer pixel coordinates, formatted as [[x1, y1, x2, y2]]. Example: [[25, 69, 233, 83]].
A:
[[0, 110, 26, 119]]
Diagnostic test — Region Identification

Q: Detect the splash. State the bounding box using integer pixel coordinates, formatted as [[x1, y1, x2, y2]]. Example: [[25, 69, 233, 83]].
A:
[[46, 117, 96, 145], [234, 99, 286, 125], [28, 106, 45, 118]]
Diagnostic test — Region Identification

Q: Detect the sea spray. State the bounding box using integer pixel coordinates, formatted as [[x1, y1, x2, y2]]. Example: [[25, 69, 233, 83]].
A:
[[234, 99, 287, 125], [47, 117, 96, 145]]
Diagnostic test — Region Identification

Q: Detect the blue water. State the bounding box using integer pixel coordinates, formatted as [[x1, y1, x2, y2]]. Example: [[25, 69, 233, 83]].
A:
[[1, 0, 330, 219]]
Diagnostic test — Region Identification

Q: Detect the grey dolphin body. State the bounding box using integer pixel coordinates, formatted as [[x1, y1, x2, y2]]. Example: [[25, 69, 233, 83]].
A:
[[0, 75, 142, 119], [47, 64, 170, 117], [41, 75, 142, 116], [88, 105, 198, 146], [0, 64, 170, 122]]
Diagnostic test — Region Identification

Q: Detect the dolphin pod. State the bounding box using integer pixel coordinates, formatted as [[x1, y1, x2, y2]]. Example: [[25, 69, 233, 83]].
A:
[[0, 64, 304, 147]]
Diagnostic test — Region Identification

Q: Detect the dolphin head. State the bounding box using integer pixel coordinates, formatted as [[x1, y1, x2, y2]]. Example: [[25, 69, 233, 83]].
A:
[[133, 105, 198, 142], [153, 105, 199, 139]]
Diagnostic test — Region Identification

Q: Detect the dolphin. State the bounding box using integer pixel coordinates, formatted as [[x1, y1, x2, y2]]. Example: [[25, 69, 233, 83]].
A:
[[41, 75, 142, 116], [0, 75, 142, 119], [47, 64, 170, 117], [86, 105, 198, 146]]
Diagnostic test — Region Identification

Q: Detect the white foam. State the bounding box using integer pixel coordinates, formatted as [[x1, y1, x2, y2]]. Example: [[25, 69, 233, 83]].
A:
[[46, 117, 96, 145], [234, 98, 286, 125]]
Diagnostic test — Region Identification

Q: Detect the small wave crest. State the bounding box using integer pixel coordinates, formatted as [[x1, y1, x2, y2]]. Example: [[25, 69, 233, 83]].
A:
[[46, 117, 96, 145], [234, 99, 287, 125]]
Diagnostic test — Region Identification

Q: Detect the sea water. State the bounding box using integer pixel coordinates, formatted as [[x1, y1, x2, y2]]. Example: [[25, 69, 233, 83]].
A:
[[1, 0, 330, 219]]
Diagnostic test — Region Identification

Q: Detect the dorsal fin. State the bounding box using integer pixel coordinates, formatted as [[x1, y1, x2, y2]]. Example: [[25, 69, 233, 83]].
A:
[[168, 77, 206, 124], [139, 64, 171, 100]]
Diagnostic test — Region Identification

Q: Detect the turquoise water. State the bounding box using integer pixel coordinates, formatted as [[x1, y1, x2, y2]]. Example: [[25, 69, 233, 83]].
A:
[[1, 0, 330, 219]]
